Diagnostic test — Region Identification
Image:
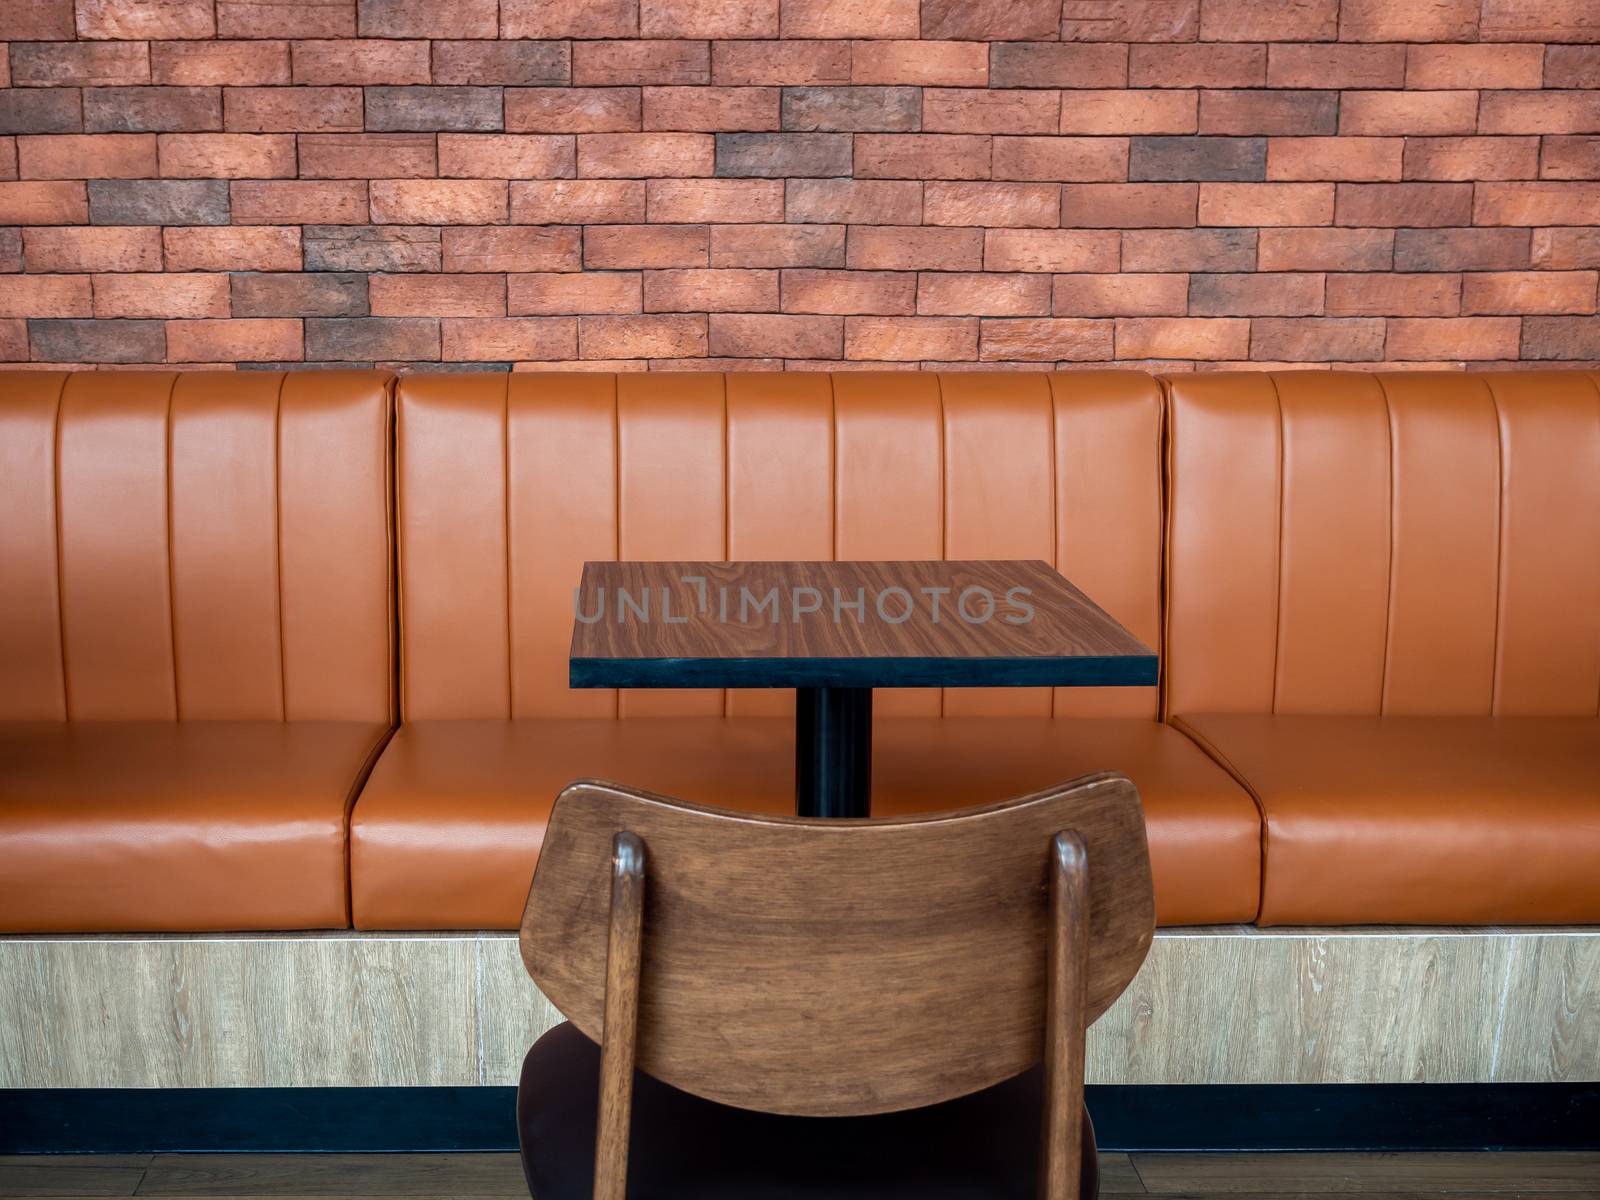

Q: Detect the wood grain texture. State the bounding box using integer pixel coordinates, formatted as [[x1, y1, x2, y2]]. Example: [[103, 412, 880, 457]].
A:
[[1043, 831, 1092, 1200], [569, 560, 1159, 689], [593, 833, 645, 1200], [520, 773, 1155, 1116]]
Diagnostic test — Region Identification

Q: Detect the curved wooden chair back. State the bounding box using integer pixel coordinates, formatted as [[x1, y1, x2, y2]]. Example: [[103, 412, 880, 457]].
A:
[[520, 772, 1154, 1120]]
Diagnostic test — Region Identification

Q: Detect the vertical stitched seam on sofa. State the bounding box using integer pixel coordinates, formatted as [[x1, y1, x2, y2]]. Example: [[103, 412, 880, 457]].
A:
[[395, 380, 410, 722], [1487, 377, 1509, 718], [827, 372, 838, 564], [51, 373, 72, 721], [934, 370, 948, 717], [720, 371, 729, 718], [1587, 373, 1600, 718], [1376, 373, 1398, 717], [1266, 372, 1286, 716], [272, 372, 288, 722], [611, 374, 621, 719], [1046, 373, 1059, 719], [503, 374, 514, 720], [165, 372, 182, 720]]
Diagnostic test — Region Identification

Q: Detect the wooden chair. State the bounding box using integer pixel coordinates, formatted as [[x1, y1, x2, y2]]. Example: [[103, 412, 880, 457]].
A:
[[516, 771, 1155, 1200]]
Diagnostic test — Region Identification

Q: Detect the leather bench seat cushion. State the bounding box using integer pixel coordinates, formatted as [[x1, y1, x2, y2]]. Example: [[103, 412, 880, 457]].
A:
[[0, 721, 390, 933], [1175, 715, 1600, 926], [349, 717, 1259, 930]]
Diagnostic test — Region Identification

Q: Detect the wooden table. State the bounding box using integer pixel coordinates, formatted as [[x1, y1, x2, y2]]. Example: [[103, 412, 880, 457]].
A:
[[569, 560, 1157, 819]]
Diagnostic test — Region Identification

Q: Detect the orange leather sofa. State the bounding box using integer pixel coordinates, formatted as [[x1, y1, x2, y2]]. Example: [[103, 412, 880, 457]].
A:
[[2, 367, 1596, 935]]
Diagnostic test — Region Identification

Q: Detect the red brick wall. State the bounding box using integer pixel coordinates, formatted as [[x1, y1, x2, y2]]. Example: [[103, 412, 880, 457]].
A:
[[1, 0, 1597, 372]]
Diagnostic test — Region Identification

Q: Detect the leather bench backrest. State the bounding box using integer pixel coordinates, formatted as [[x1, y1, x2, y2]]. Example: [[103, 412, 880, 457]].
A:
[[0, 371, 395, 723], [396, 371, 1163, 720], [1164, 370, 1600, 718]]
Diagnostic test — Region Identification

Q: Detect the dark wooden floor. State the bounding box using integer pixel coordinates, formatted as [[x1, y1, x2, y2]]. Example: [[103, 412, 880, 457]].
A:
[[1, 1152, 1597, 1197]]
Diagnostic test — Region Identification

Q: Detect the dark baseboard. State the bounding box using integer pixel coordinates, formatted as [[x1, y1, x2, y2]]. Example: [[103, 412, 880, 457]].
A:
[[3, 1084, 1597, 1155]]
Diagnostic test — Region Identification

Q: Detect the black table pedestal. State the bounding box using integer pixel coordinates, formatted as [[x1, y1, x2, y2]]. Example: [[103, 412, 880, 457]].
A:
[[795, 687, 872, 819]]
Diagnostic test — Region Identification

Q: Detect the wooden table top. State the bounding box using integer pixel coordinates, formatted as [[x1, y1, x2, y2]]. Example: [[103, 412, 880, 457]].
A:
[[569, 560, 1157, 689]]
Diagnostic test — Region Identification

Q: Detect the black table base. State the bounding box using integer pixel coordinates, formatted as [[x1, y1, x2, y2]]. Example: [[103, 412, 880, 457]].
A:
[[795, 687, 872, 819]]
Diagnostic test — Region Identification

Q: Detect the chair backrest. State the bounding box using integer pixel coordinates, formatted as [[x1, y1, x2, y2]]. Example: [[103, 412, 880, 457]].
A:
[[520, 772, 1154, 1117], [1163, 369, 1600, 718], [0, 370, 395, 722], [395, 370, 1163, 721]]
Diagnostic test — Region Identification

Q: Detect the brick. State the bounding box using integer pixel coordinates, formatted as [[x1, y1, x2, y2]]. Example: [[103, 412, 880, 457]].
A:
[[304, 225, 436, 272], [854, 134, 990, 180], [167, 225, 303, 272], [1325, 273, 1461, 316], [1388, 317, 1521, 360], [438, 134, 576, 180], [511, 179, 645, 224], [993, 136, 1128, 182], [1060, 0, 1198, 41], [89, 179, 230, 225], [1475, 182, 1600, 226], [509, 272, 641, 315], [0, 91, 83, 136], [291, 39, 430, 85], [1197, 182, 1331, 225], [646, 178, 783, 222], [28, 317, 165, 362], [0, 180, 88, 224], [232, 271, 368, 316], [502, 0, 636, 37], [1051, 272, 1187, 316], [1200, 90, 1337, 136], [917, 272, 1051, 316], [1542, 136, 1600, 180], [846, 226, 984, 270], [577, 132, 714, 178], [780, 87, 920, 133], [923, 90, 1059, 136], [1189, 272, 1324, 315], [643, 268, 777, 311], [83, 87, 220, 133], [1336, 182, 1471, 228], [704, 312, 833, 356], [1064, 182, 1198, 227], [714, 132, 850, 177], [645, 87, 779, 132], [1532, 228, 1600, 270], [0, 0, 74, 39], [434, 42, 571, 87], [370, 273, 506, 317], [1130, 136, 1265, 181], [574, 41, 709, 87], [851, 41, 987, 87], [986, 228, 1121, 272], [441, 226, 581, 271], [1340, 92, 1477, 136], [0, 230, 19, 274], [1406, 45, 1543, 91], [76, 0, 214, 38], [167, 318, 301, 362], [225, 87, 361, 133], [232, 180, 368, 224], [1522, 316, 1600, 360], [978, 317, 1108, 360], [584, 224, 709, 268], [1480, 0, 1600, 42], [925, 181, 1060, 228], [1257, 227, 1393, 271], [582, 314, 706, 357], [1480, 92, 1600, 136], [1394, 228, 1529, 272], [371, 180, 507, 225], [1266, 44, 1405, 89], [781, 268, 914, 314], [357, 0, 497, 37], [1544, 47, 1600, 89], [1267, 137, 1402, 181], [0, 274, 93, 317], [153, 41, 290, 85], [366, 87, 505, 133], [1463, 271, 1596, 315], [924, 0, 1058, 39], [508, 88, 641, 133], [780, 0, 917, 37], [157, 133, 296, 178], [0, 140, 15, 182], [299, 133, 437, 178], [1128, 44, 1264, 88], [846, 315, 976, 360], [11, 42, 148, 87], [988, 43, 1128, 89], [712, 41, 851, 85], [1117, 316, 1247, 359], [1340, 0, 1478, 40], [1252, 316, 1386, 361], [1060, 90, 1195, 135], [18, 134, 156, 180], [710, 223, 844, 267], [306, 316, 438, 359], [1122, 227, 1255, 271], [1404, 137, 1540, 182], [641, 0, 778, 37], [785, 178, 920, 224], [1198, 0, 1335, 40]]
